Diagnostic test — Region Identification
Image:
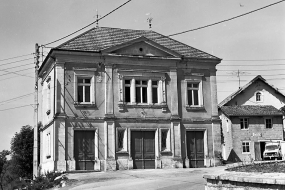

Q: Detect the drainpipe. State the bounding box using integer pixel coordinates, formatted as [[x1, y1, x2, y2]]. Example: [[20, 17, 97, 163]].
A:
[[212, 122, 215, 167]]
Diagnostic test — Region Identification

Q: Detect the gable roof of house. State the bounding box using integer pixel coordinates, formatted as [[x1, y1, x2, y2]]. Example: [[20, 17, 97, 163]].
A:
[[220, 105, 283, 117], [218, 75, 285, 107], [55, 27, 221, 60]]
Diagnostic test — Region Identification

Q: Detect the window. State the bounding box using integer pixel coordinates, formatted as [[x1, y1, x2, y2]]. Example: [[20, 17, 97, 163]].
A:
[[161, 129, 170, 152], [135, 80, 148, 103], [242, 141, 250, 153], [265, 118, 272, 129], [255, 91, 263, 102], [124, 80, 131, 103], [185, 80, 203, 107], [116, 129, 127, 152], [46, 133, 51, 158], [74, 68, 96, 105], [152, 81, 158, 104], [78, 78, 91, 103], [240, 118, 249, 130], [122, 78, 165, 105]]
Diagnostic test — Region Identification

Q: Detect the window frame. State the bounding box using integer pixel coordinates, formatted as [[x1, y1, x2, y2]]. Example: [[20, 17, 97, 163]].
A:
[[74, 69, 96, 105], [118, 72, 166, 106], [265, 118, 273, 129], [46, 133, 51, 159], [240, 118, 249, 130], [255, 91, 263, 102], [242, 141, 250, 154], [185, 79, 203, 108], [116, 128, 127, 152], [160, 128, 171, 152]]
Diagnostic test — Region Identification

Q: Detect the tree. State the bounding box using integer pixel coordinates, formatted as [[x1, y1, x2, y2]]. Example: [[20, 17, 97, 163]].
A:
[[0, 150, 10, 190], [10, 125, 34, 179]]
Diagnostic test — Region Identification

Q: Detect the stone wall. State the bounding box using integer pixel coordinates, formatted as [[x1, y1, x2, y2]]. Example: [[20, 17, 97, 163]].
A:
[[204, 169, 285, 190]]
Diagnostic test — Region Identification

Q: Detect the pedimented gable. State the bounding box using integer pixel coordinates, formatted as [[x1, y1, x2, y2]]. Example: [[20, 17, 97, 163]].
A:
[[103, 36, 180, 57]]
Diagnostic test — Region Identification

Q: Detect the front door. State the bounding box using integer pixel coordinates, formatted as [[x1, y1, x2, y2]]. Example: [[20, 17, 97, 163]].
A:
[[187, 131, 204, 168], [131, 131, 155, 169], [74, 131, 95, 170]]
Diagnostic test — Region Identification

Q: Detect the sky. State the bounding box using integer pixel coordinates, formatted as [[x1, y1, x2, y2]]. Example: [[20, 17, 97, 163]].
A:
[[0, 0, 284, 152]]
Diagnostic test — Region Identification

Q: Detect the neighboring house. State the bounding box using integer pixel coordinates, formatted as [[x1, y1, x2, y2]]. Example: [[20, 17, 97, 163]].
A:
[[219, 75, 285, 162], [38, 27, 222, 173]]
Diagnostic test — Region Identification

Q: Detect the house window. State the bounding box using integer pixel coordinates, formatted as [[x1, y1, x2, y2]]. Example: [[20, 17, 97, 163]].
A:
[[117, 129, 127, 152], [122, 78, 165, 104], [265, 118, 272, 128], [242, 141, 250, 153], [135, 80, 148, 103], [78, 78, 91, 103], [124, 79, 131, 103], [161, 129, 170, 152], [185, 81, 203, 107], [255, 91, 263, 102], [152, 81, 158, 104], [46, 133, 51, 158], [240, 118, 249, 130]]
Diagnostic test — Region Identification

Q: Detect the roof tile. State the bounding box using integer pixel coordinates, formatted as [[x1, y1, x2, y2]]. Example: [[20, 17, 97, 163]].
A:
[[220, 105, 283, 116], [56, 27, 220, 60]]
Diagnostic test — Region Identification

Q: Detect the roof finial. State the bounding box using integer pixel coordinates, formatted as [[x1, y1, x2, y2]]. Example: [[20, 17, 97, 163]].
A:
[[146, 13, 153, 29]]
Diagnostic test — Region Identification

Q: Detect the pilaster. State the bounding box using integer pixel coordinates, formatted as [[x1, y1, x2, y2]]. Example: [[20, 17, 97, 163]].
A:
[[55, 62, 65, 115], [105, 65, 114, 115], [170, 68, 179, 116], [54, 119, 66, 171], [210, 69, 218, 118]]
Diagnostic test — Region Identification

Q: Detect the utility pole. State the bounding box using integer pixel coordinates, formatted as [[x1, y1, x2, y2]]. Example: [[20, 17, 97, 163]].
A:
[[33, 43, 40, 178], [229, 69, 248, 89]]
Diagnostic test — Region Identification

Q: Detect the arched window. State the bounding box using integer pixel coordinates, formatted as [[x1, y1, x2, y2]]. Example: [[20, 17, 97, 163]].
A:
[[256, 92, 262, 102]]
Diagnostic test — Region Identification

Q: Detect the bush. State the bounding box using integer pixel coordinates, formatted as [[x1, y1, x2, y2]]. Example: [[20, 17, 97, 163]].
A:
[[26, 171, 67, 190]]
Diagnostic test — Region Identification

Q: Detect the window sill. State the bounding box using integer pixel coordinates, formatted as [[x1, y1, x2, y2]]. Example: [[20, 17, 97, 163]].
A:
[[123, 103, 167, 109], [185, 105, 205, 111], [116, 150, 128, 154], [242, 152, 251, 154], [160, 150, 172, 156], [74, 102, 96, 108]]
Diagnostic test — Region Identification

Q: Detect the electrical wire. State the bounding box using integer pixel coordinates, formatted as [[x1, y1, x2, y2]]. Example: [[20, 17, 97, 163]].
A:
[[43, 0, 132, 46], [222, 59, 285, 61], [218, 63, 285, 66], [0, 67, 34, 78], [0, 92, 35, 105], [0, 53, 33, 62], [0, 104, 34, 112], [0, 63, 34, 71], [0, 58, 34, 67], [167, 0, 285, 37]]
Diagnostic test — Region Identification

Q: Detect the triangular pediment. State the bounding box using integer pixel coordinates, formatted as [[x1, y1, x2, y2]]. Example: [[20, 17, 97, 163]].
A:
[[102, 36, 180, 57]]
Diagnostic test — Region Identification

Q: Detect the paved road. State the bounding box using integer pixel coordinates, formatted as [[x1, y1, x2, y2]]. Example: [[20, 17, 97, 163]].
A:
[[59, 166, 226, 190]]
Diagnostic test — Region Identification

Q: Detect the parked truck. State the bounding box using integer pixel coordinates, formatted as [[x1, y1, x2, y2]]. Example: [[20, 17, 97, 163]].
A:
[[263, 142, 282, 160]]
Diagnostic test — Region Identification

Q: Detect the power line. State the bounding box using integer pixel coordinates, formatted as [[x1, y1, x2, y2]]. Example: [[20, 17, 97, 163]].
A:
[[0, 92, 35, 105], [0, 58, 34, 67], [0, 67, 34, 78], [0, 104, 34, 112], [0, 63, 34, 71], [167, 0, 285, 37], [218, 69, 285, 72], [43, 0, 132, 46], [0, 71, 34, 82], [0, 53, 33, 62], [222, 59, 285, 61], [218, 63, 285, 67]]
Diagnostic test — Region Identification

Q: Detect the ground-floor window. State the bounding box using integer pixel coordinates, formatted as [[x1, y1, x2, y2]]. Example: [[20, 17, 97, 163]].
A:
[[242, 141, 250, 153]]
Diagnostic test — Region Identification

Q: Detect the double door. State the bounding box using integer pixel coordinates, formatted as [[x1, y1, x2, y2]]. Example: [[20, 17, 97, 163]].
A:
[[74, 131, 95, 170], [131, 131, 155, 169], [187, 131, 204, 168]]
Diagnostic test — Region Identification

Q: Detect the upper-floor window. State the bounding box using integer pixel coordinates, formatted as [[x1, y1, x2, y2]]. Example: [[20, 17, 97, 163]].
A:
[[78, 78, 91, 103], [187, 83, 199, 106], [255, 91, 263, 102], [240, 118, 249, 130], [265, 118, 272, 129], [122, 78, 165, 105], [74, 68, 96, 105]]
